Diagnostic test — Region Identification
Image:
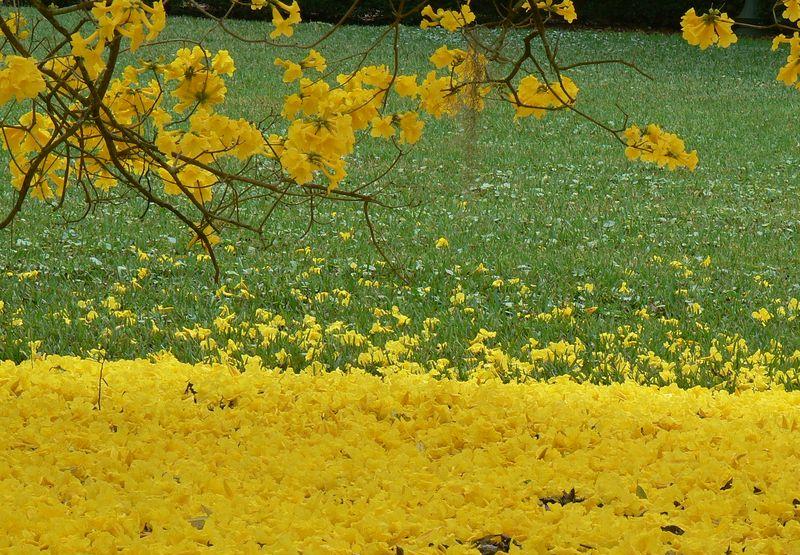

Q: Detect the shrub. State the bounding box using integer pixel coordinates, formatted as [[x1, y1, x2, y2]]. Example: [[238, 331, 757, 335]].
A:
[[170, 1, 748, 28]]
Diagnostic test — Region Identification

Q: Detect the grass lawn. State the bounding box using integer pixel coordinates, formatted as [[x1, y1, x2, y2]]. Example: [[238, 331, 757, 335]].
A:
[[2, 14, 800, 390]]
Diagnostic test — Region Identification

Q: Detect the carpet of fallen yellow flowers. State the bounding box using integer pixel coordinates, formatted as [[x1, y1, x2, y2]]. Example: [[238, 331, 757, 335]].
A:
[[2, 356, 800, 553]]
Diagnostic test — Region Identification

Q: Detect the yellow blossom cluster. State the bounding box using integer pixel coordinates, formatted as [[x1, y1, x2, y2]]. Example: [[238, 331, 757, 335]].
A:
[[0, 0, 273, 217], [0, 49, 246, 203], [162, 46, 235, 112], [268, 43, 493, 191], [1, 24, 264, 206], [249, 0, 301, 38], [2, 12, 29, 39], [783, 0, 800, 21], [521, 0, 577, 23], [680, 2, 800, 104], [537, 0, 577, 23], [772, 32, 800, 88], [70, 0, 166, 78], [0, 53, 45, 105], [1, 356, 800, 552], [510, 75, 578, 120], [624, 124, 699, 171], [680, 8, 737, 50], [426, 45, 492, 112], [272, 61, 390, 189], [420, 2, 476, 31], [1, 112, 67, 200]]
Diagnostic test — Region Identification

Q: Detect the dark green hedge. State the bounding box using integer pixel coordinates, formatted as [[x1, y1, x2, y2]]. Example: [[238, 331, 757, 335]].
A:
[[169, 0, 749, 29], [573, 1, 747, 29], [166, 0, 500, 23]]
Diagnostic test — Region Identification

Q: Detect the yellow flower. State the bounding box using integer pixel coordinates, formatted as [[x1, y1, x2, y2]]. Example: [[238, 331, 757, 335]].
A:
[[782, 0, 800, 22], [752, 308, 773, 325], [510, 75, 578, 120], [187, 223, 222, 252], [3, 13, 30, 39], [429, 46, 465, 69], [420, 2, 475, 31], [212, 50, 236, 76], [369, 115, 395, 139], [397, 112, 424, 144], [274, 58, 303, 82], [269, 1, 301, 38], [163, 46, 231, 112], [418, 71, 455, 118], [535, 0, 577, 23], [772, 33, 800, 88], [681, 8, 737, 49], [435, 237, 449, 249], [0, 54, 46, 105], [624, 124, 698, 171], [393, 75, 420, 98], [279, 147, 313, 184]]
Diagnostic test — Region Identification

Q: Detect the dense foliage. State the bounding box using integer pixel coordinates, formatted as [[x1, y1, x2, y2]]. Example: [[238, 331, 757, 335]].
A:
[[166, 0, 748, 29]]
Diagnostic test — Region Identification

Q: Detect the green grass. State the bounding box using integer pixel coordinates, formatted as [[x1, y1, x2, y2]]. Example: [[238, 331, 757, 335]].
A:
[[2, 13, 800, 389]]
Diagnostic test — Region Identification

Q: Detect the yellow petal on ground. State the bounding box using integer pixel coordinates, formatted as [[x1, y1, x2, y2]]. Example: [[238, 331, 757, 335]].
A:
[[1, 357, 799, 552]]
